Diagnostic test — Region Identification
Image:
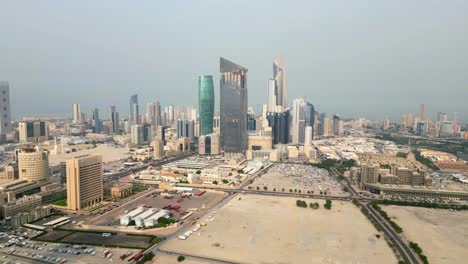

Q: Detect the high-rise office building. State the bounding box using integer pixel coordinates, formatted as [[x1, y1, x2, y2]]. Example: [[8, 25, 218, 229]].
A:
[[419, 104, 425, 121], [199, 133, 221, 155], [266, 109, 290, 144], [92, 108, 101, 133], [130, 94, 138, 124], [109, 106, 119, 134], [132, 103, 139, 125], [273, 56, 286, 109], [407, 113, 414, 127], [440, 121, 454, 137], [323, 117, 333, 136], [333, 114, 340, 135], [247, 107, 256, 131], [0, 81, 11, 133], [131, 125, 143, 145], [176, 119, 195, 141], [17, 146, 49, 182], [72, 103, 80, 124], [401, 114, 407, 127], [152, 139, 164, 159], [198, 75, 215, 136], [318, 113, 326, 135], [213, 113, 220, 134], [219, 57, 248, 153], [142, 123, 153, 143], [66, 155, 103, 211], [156, 125, 165, 145], [18, 120, 49, 143], [164, 105, 174, 126], [416, 121, 427, 136], [268, 78, 278, 112], [305, 126, 313, 146], [154, 101, 162, 127], [147, 102, 155, 127], [291, 97, 314, 144]]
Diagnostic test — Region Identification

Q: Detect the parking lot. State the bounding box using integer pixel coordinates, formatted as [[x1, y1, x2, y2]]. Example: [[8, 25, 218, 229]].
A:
[[247, 163, 347, 196], [1, 239, 140, 263]]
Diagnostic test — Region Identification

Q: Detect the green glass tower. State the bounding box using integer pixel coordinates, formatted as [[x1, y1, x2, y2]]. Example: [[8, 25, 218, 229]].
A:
[[198, 75, 215, 136]]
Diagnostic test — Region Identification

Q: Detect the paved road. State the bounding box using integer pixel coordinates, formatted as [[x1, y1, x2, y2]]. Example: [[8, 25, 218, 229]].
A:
[[364, 203, 419, 264], [158, 249, 240, 264], [331, 167, 419, 264]]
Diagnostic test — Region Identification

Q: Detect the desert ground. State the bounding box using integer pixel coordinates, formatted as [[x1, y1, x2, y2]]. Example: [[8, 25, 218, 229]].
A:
[[153, 253, 215, 264], [384, 205, 468, 264], [161, 194, 396, 264], [49, 144, 129, 166]]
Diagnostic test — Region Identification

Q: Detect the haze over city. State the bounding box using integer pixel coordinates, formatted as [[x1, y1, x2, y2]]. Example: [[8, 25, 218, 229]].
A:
[[0, 1, 467, 264], [1, 0, 467, 121]]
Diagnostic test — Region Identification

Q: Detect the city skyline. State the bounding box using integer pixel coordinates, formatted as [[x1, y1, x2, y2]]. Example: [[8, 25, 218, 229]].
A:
[[1, 1, 467, 123]]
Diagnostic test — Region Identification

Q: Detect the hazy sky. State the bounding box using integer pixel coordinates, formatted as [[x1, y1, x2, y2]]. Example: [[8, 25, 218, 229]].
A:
[[1, 0, 467, 122]]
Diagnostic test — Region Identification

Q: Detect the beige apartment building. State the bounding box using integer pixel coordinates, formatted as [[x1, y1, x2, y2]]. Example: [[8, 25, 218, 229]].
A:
[[17, 146, 49, 182], [152, 139, 164, 159], [360, 164, 380, 188], [18, 120, 49, 143], [66, 154, 103, 210]]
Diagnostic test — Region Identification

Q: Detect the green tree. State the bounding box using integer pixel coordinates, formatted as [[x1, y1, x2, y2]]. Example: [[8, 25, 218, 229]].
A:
[[212, 180, 218, 185], [222, 179, 229, 184], [263, 186, 268, 191], [324, 199, 332, 210], [177, 255, 185, 262]]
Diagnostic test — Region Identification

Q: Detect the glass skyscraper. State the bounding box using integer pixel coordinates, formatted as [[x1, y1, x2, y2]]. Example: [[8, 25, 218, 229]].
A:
[[198, 75, 215, 136], [273, 56, 286, 109], [220, 57, 248, 153], [130, 94, 138, 124]]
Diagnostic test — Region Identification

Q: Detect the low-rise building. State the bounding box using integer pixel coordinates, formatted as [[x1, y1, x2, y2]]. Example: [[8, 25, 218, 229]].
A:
[[110, 183, 133, 199], [0, 194, 42, 218]]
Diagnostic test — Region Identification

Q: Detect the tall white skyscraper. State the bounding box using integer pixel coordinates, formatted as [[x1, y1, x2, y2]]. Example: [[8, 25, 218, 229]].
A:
[[268, 79, 278, 112], [147, 102, 155, 126], [304, 126, 313, 146], [273, 56, 286, 108], [72, 103, 80, 124], [291, 97, 314, 144], [0, 81, 11, 133]]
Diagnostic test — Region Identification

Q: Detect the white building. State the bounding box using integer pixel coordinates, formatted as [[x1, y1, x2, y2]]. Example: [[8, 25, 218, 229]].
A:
[[120, 206, 145, 226], [144, 209, 170, 227]]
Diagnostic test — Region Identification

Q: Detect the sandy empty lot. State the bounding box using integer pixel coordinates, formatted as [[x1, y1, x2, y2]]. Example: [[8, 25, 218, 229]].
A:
[[384, 206, 468, 264], [153, 254, 215, 264], [161, 194, 396, 264], [49, 144, 129, 166]]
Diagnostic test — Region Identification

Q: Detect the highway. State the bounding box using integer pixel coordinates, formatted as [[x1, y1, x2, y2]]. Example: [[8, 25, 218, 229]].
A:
[[158, 249, 240, 264], [363, 203, 419, 264], [330, 168, 420, 264]]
